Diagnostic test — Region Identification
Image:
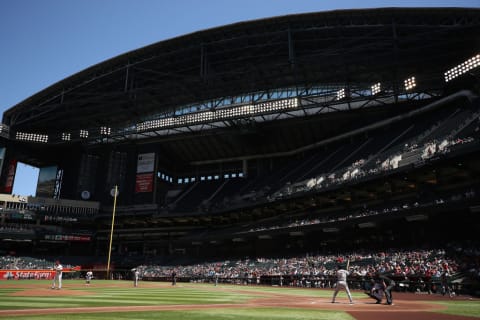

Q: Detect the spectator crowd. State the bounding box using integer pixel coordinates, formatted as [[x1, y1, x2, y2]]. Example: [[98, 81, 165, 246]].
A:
[[135, 245, 480, 295]]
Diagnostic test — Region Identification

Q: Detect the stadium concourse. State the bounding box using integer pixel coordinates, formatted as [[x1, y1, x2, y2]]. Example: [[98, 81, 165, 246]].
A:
[[0, 6, 480, 306]]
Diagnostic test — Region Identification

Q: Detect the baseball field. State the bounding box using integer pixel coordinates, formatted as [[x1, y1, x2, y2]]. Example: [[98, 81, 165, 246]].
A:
[[0, 280, 478, 319]]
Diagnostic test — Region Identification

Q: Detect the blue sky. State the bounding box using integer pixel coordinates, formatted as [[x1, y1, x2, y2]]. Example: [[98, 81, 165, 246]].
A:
[[1, 0, 479, 197]]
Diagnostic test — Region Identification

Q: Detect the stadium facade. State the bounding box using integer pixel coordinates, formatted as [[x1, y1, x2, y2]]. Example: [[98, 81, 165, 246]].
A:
[[0, 8, 479, 267]]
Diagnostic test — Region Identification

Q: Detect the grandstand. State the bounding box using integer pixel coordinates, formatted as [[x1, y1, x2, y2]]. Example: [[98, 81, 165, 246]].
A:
[[0, 8, 479, 294]]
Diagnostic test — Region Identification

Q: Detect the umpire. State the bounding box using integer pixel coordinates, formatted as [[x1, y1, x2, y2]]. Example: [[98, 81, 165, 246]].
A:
[[379, 273, 396, 305]]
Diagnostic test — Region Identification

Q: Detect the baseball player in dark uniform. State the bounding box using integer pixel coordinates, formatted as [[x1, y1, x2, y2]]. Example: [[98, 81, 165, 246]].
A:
[[366, 277, 384, 304], [171, 270, 177, 286], [379, 273, 395, 305]]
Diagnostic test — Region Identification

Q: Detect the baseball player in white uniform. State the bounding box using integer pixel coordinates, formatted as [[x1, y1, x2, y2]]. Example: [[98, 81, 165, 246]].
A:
[[85, 270, 93, 285], [331, 261, 353, 304], [51, 260, 63, 290], [132, 268, 140, 287]]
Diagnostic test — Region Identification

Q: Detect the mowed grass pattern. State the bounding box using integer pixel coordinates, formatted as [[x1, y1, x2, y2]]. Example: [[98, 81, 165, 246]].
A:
[[432, 301, 480, 318], [0, 280, 478, 319], [0, 309, 354, 320], [0, 280, 357, 320], [0, 280, 252, 309]]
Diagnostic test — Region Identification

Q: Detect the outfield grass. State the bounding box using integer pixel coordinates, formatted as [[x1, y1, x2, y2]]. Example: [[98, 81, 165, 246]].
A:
[[0, 281, 247, 309], [0, 280, 478, 319], [0, 308, 354, 320], [432, 300, 480, 318], [0, 280, 357, 310]]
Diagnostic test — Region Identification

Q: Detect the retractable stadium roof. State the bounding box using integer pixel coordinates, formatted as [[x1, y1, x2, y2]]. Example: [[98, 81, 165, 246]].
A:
[[2, 7, 480, 149]]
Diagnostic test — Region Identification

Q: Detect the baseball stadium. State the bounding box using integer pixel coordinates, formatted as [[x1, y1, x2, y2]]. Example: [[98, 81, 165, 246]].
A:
[[0, 7, 480, 320]]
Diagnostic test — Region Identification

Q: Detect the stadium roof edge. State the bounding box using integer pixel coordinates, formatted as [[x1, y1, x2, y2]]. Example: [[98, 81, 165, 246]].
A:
[[3, 7, 480, 134], [4, 7, 479, 115]]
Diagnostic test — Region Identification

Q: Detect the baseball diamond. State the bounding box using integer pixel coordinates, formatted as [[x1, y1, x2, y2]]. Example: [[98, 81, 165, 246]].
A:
[[0, 280, 479, 319]]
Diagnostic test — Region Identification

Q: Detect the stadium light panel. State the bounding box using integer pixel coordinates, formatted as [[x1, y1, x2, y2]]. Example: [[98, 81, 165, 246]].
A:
[[371, 83, 381, 95], [79, 129, 89, 138], [61, 133, 71, 141], [336, 88, 345, 100], [100, 126, 111, 135], [444, 53, 480, 82], [135, 98, 298, 133], [15, 131, 49, 143], [404, 76, 416, 90]]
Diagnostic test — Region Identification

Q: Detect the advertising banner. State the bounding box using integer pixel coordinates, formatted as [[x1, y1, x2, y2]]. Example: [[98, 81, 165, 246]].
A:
[[44, 234, 92, 241], [0, 266, 81, 280], [36, 166, 57, 198], [136, 153, 155, 173], [2, 159, 17, 194], [135, 173, 154, 193]]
